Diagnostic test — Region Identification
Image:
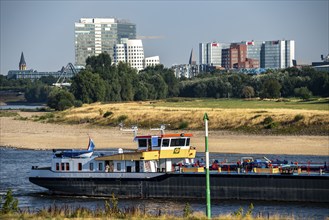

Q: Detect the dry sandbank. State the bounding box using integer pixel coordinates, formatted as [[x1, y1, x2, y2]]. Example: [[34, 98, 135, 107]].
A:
[[1, 115, 328, 155]]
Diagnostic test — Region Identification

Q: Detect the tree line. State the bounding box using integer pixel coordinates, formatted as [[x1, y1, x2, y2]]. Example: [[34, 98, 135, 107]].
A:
[[0, 53, 328, 110], [180, 67, 329, 99]]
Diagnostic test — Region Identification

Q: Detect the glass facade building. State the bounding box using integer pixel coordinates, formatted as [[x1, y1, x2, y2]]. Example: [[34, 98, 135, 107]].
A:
[[199, 39, 295, 70], [75, 18, 136, 66], [199, 42, 229, 67], [262, 40, 295, 69]]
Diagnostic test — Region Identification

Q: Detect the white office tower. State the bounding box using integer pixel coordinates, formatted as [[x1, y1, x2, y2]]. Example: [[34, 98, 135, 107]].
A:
[[285, 40, 295, 67], [114, 39, 161, 71], [75, 18, 136, 66], [114, 39, 145, 71], [127, 39, 145, 71]]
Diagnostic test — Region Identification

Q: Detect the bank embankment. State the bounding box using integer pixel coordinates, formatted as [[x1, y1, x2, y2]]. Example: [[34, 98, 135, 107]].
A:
[[0, 113, 328, 155]]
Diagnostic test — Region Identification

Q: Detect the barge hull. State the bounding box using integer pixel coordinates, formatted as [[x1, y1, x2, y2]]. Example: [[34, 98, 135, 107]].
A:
[[29, 173, 329, 202]]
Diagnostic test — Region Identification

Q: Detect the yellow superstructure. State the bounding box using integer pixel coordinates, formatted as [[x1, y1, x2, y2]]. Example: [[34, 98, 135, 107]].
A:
[[96, 147, 196, 161]]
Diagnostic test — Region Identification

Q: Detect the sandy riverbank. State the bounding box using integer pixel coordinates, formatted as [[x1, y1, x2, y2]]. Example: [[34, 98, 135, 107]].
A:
[[1, 113, 328, 155]]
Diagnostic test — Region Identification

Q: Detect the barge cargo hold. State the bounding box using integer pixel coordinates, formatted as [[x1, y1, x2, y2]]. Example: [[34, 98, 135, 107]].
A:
[[29, 172, 329, 202], [29, 128, 329, 202]]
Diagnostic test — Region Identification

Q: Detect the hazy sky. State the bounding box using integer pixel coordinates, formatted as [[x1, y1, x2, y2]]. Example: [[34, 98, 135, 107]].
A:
[[1, 0, 328, 75]]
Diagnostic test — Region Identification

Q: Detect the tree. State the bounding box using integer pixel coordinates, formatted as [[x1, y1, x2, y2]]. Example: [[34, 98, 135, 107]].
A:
[[47, 88, 75, 111], [242, 86, 255, 99], [70, 70, 106, 103], [24, 82, 51, 103], [309, 71, 329, 97], [294, 87, 312, 99], [260, 78, 282, 98], [117, 62, 136, 101], [134, 81, 149, 100]]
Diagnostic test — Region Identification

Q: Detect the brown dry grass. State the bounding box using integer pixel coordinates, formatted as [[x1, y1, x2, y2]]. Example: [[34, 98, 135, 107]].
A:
[[59, 102, 329, 131]]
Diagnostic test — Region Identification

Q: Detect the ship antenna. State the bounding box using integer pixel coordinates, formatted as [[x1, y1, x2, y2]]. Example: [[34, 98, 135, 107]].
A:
[[150, 124, 169, 135], [119, 123, 138, 138]]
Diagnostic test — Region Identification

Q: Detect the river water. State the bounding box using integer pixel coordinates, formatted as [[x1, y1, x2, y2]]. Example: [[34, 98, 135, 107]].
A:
[[0, 104, 45, 110], [0, 147, 328, 219]]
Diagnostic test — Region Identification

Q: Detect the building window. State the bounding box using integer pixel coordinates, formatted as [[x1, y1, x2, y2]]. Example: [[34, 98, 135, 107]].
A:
[[78, 163, 82, 171], [90, 163, 94, 171], [117, 163, 121, 171], [99, 163, 103, 171]]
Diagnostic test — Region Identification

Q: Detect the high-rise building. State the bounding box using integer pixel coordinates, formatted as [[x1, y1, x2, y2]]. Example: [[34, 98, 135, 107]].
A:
[[75, 18, 136, 66], [113, 38, 160, 71], [200, 39, 294, 70], [244, 41, 263, 64], [199, 42, 222, 66], [262, 40, 295, 69]]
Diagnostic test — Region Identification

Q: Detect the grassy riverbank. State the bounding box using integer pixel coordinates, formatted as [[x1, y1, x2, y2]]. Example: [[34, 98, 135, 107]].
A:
[[31, 98, 329, 135], [0, 190, 294, 220]]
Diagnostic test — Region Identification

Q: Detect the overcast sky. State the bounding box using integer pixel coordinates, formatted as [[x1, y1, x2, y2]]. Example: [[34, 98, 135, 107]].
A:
[[1, 0, 328, 75]]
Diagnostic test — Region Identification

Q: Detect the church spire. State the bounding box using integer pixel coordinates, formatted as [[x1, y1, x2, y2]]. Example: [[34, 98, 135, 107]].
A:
[[19, 52, 26, 70]]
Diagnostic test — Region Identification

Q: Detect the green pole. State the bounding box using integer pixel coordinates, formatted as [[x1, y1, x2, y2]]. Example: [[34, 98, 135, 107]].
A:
[[204, 113, 211, 219]]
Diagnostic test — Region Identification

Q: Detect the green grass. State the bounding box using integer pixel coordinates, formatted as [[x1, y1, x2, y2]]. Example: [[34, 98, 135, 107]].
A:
[[159, 98, 329, 111], [0, 111, 19, 117]]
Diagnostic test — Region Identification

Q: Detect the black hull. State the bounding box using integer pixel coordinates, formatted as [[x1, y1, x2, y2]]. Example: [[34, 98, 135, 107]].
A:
[[29, 173, 329, 202]]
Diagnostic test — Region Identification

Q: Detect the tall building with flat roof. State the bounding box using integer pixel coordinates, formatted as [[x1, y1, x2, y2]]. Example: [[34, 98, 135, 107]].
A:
[[199, 42, 226, 67], [75, 18, 136, 66], [262, 40, 295, 69]]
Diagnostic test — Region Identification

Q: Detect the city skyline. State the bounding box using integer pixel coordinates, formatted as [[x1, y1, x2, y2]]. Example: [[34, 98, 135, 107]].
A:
[[1, 0, 328, 75]]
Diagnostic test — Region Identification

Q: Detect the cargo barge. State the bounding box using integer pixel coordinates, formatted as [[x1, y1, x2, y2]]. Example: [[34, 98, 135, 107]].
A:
[[29, 127, 329, 202]]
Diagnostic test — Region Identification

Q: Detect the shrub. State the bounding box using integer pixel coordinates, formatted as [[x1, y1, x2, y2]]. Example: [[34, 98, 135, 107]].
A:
[[265, 121, 279, 129], [1, 189, 19, 214], [103, 111, 113, 118], [178, 121, 189, 129], [73, 100, 83, 108], [117, 115, 128, 122], [263, 116, 274, 125], [183, 202, 192, 218], [47, 88, 75, 111], [294, 114, 304, 122], [294, 87, 312, 99]]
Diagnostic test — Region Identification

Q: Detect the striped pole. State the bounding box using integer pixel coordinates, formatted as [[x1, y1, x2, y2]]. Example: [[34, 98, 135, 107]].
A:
[[204, 113, 211, 219]]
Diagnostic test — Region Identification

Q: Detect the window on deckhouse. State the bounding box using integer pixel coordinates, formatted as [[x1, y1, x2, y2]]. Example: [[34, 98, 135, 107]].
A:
[[170, 138, 186, 147]]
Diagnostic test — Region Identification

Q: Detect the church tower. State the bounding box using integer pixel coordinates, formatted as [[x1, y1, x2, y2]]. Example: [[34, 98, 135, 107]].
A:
[[19, 52, 26, 70]]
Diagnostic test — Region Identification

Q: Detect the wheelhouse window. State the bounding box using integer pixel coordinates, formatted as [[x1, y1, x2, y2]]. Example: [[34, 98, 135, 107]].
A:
[[78, 163, 82, 171], [66, 163, 70, 171], [170, 138, 186, 147], [89, 163, 94, 171], [117, 163, 121, 171], [138, 139, 147, 148], [162, 139, 170, 147], [56, 163, 59, 171], [186, 138, 190, 146], [61, 163, 65, 171]]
